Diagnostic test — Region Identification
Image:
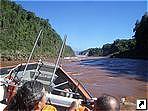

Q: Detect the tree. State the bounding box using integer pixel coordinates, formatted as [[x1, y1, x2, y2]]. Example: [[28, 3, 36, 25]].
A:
[[102, 43, 111, 56], [0, 0, 74, 61], [133, 12, 148, 51]]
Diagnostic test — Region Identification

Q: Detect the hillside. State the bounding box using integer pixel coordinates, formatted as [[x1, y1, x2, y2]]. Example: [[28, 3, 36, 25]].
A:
[[111, 12, 148, 59], [80, 39, 136, 57], [0, 0, 75, 61], [80, 12, 148, 59]]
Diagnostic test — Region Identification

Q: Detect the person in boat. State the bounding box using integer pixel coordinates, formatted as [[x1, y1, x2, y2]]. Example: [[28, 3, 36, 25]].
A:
[[93, 94, 120, 111], [5, 80, 57, 111], [67, 100, 90, 111]]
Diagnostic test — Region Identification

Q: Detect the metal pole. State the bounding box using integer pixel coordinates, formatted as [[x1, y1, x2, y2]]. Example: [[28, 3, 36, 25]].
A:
[[60, 38, 66, 65], [22, 29, 42, 78], [50, 35, 67, 85]]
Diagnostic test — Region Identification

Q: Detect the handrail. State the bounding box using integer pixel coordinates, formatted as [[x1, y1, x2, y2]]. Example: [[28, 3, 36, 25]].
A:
[[50, 35, 67, 85], [21, 29, 42, 80]]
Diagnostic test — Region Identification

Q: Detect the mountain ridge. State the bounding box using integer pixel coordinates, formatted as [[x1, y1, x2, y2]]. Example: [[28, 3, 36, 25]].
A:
[[0, 0, 75, 61]]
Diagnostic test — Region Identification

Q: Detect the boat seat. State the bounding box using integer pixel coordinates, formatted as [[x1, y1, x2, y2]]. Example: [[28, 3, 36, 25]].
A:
[[46, 93, 82, 107], [30, 70, 58, 85]]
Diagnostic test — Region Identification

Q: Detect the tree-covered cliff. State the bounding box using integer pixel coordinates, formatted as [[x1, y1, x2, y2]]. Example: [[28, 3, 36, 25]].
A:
[[0, 0, 75, 61], [80, 12, 148, 59], [112, 12, 148, 59]]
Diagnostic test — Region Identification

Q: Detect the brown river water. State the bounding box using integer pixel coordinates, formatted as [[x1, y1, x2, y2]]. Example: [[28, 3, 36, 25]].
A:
[[62, 57, 148, 107], [1, 57, 148, 110]]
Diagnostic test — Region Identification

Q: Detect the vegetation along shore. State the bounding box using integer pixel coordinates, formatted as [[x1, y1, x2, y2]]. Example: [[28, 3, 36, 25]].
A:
[[80, 12, 148, 60], [0, 0, 75, 62]]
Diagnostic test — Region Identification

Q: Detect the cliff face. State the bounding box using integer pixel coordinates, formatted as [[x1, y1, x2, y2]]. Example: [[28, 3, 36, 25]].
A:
[[0, 0, 75, 61]]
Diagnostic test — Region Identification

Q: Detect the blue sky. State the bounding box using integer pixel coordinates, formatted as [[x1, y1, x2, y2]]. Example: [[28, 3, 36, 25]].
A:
[[15, 1, 147, 51]]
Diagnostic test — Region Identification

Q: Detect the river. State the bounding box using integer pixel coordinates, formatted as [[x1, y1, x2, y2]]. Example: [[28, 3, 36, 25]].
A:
[[1, 57, 148, 107], [79, 58, 148, 81], [63, 57, 148, 104]]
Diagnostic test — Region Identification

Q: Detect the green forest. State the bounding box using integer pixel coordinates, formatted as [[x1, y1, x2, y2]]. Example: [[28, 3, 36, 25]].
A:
[[0, 0, 75, 61], [80, 12, 148, 59]]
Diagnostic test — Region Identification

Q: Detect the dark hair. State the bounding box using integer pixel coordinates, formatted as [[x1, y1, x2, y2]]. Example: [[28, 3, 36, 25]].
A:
[[7, 80, 44, 111], [95, 95, 120, 111], [70, 101, 77, 108], [68, 101, 78, 111]]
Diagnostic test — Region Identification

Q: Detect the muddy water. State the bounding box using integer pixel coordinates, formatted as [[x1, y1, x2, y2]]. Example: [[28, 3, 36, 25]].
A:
[[1, 57, 148, 104], [63, 57, 148, 103]]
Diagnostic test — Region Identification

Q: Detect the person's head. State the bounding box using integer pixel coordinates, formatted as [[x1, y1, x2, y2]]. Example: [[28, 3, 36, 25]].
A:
[[7, 80, 47, 111], [94, 95, 120, 111], [69, 101, 78, 111]]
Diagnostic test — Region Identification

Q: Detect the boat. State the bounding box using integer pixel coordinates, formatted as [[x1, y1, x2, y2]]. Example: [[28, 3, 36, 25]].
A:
[[0, 61, 93, 110], [0, 30, 94, 110]]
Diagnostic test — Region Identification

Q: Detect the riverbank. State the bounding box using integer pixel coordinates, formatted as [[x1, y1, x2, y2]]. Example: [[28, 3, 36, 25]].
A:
[[110, 49, 148, 60], [0, 58, 57, 68]]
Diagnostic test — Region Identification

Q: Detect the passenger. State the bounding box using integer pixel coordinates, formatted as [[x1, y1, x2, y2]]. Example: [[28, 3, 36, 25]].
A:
[[5, 80, 57, 111], [68, 101, 90, 111], [67, 101, 77, 111], [93, 95, 120, 111]]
